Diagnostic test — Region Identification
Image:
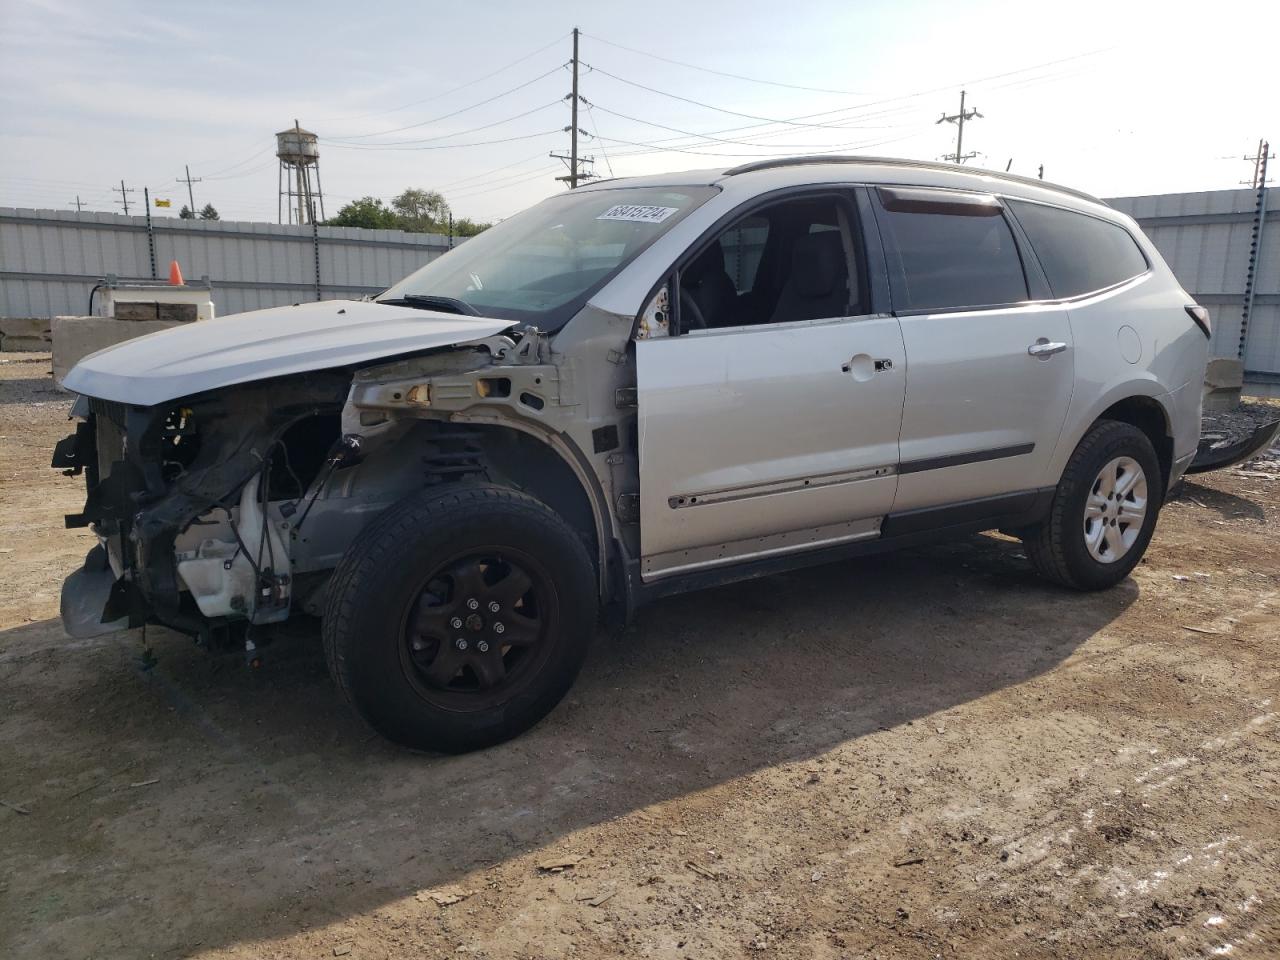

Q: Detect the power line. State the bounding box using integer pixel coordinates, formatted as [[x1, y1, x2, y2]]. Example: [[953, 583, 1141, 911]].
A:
[[447, 165, 563, 202], [581, 32, 872, 96], [199, 143, 275, 179], [583, 63, 914, 131], [583, 102, 614, 178], [584, 127, 928, 160], [937, 89, 982, 164], [319, 129, 562, 152], [584, 99, 924, 151], [436, 150, 553, 190], [314, 32, 570, 123], [323, 101, 562, 148], [327, 65, 566, 140]]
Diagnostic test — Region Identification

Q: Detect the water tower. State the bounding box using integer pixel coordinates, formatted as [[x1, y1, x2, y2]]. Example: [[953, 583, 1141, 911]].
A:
[[276, 120, 326, 225]]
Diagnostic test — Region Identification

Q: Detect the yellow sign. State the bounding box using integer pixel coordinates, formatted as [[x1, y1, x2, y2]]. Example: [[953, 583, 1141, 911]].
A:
[[154, 198, 171, 208]]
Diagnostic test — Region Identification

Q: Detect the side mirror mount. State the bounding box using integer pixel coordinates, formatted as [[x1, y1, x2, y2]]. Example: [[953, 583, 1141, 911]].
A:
[[636, 283, 670, 340]]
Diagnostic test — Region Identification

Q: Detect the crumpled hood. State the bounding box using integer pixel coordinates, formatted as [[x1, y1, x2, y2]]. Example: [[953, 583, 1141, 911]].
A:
[[61, 299, 517, 406]]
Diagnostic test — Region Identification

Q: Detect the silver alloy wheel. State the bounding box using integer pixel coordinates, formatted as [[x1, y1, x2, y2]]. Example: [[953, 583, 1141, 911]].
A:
[[1083, 456, 1148, 563]]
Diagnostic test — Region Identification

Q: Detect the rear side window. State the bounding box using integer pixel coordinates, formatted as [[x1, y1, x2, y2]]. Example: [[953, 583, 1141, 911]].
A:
[[874, 189, 1029, 312], [1008, 200, 1148, 298]]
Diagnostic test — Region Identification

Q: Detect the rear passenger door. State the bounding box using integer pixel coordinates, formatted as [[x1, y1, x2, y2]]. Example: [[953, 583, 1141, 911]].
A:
[[870, 186, 1074, 515]]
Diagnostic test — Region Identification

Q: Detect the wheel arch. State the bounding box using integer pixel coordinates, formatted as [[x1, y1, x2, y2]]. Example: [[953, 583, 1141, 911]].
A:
[[1096, 395, 1174, 489], [1053, 381, 1175, 491], [443, 415, 616, 601]]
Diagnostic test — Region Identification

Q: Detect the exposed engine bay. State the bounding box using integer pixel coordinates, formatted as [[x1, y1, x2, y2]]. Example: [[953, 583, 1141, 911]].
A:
[[50, 319, 613, 650]]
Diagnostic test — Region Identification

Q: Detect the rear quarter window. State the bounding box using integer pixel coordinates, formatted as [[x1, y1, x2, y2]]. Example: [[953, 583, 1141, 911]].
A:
[[1008, 200, 1149, 299]]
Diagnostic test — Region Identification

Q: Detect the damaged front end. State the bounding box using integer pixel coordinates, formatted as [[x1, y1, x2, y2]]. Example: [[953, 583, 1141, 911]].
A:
[[52, 372, 352, 644]]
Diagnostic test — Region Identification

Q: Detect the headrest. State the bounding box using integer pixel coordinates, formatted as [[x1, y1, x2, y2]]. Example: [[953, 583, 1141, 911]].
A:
[[791, 231, 844, 299], [690, 239, 726, 279]]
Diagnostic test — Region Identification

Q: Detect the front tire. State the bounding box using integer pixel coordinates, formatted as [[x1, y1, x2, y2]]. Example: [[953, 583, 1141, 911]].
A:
[[1022, 420, 1163, 590], [322, 483, 596, 753]]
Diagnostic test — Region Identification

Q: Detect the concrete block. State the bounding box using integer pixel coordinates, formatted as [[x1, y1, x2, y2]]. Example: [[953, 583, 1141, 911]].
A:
[[1, 335, 51, 352], [52, 316, 182, 386], [113, 301, 160, 320], [1202, 356, 1244, 412], [1204, 357, 1244, 390], [0, 317, 52, 340], [156, 302, 198, 322]]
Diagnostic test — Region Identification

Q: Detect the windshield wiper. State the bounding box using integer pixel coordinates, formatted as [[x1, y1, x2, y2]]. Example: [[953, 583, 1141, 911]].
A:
[[378, 294, 481, 317]]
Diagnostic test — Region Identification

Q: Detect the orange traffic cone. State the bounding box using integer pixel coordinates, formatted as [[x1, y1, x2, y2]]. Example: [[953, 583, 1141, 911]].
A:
[[168, 259, 184, 286]]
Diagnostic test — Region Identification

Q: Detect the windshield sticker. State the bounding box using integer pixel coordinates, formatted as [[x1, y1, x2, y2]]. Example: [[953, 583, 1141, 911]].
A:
[[596, 204, 680, 224]]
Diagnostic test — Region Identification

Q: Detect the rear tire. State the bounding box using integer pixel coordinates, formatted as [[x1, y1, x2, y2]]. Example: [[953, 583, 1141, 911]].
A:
[[322, 483, 596, 753], [1022, 420, 1163, 590]]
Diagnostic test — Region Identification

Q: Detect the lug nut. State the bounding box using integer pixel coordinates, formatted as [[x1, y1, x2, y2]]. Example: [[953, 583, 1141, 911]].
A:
[[477, 640, 490, 653], [493, 622, 505, 635], [488, 601, 500, 613], [455, 638, 468, 651], [450, 616, 463, 629], [466, 598, 480, 610]]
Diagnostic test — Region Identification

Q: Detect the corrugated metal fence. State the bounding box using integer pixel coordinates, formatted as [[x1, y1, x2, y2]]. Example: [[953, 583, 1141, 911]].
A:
[[0, 207, 456, 319], [1108, 187, 1278, 380], [2, 188, 1276, 378]]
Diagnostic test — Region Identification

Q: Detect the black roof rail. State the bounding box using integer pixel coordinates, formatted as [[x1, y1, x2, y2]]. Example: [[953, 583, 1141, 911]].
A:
[[721, 155, 1103, 206]]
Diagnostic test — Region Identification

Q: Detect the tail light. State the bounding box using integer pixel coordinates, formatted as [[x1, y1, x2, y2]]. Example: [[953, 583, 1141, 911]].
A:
[[1185, 304, 1211, 339]]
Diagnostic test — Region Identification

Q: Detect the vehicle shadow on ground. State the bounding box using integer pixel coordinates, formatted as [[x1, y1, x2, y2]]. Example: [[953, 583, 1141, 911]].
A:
[[0, 533, 1136, 957], [1176, 479, 1267, 522]]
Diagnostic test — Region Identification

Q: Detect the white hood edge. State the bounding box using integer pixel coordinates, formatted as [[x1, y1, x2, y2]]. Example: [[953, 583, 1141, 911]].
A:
[[61, 299, 518, 406]]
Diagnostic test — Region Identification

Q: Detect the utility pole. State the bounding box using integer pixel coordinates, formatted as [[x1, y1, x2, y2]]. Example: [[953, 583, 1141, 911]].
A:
[[938, 90, 982, 164], [112, 179, 135, 215], [177, 164, 202, 212], [1038, 164, 1045, 181], [1240, 138, 1275, 188], [551, 27, 596, 188], [70, 195, 84, 212], [570, 26, 579, 186]]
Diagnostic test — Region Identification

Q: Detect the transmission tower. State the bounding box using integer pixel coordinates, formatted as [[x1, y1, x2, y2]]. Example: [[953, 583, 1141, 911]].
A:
[[938, 90, 982, 164], [552, 27, 596, 188]]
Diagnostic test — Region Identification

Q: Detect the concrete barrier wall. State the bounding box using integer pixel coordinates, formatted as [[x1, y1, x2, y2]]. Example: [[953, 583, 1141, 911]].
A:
[[0, 208, 459, 332]]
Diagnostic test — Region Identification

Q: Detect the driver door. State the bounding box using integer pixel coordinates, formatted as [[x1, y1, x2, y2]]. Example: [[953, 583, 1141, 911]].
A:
[[634, 192, 906, 581]]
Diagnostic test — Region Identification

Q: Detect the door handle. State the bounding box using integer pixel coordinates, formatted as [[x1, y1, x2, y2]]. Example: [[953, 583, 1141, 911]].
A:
[[1027, 339, 1067, 359], [840, 356, 894, 377]]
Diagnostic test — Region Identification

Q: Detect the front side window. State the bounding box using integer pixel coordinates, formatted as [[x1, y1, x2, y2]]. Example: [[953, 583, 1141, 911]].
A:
[[380, 186, 717, 330], [875, 189, 1029, 312], [1008, 200, 1148, 298], [679, 195, 863, 331]]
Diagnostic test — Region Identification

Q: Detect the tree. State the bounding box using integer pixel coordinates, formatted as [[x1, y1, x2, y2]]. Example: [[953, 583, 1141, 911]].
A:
[[178, 205, 195, 219], [452, 218, 490, 238], [198, 204, 220, 220], [326, 197, 401, 230], [391, 188, 449, 231]]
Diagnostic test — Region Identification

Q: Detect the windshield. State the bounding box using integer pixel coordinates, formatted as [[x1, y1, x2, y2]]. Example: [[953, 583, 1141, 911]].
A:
[[380, 185, 718, 329]]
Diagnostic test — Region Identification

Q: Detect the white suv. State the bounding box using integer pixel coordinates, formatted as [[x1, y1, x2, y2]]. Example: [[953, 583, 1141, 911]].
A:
[[56, 157, 1210, 752]]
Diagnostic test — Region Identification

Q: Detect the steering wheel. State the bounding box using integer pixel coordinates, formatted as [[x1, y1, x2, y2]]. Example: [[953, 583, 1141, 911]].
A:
[[679, 286, 708, 332]]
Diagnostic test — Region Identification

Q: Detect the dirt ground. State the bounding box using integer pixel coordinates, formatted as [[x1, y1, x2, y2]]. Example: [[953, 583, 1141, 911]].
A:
[[1, 351, 1277, 960]]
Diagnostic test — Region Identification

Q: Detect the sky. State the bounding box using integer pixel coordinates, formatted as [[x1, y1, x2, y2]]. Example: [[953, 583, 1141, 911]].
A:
[[0, 0, 1276, 225]]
